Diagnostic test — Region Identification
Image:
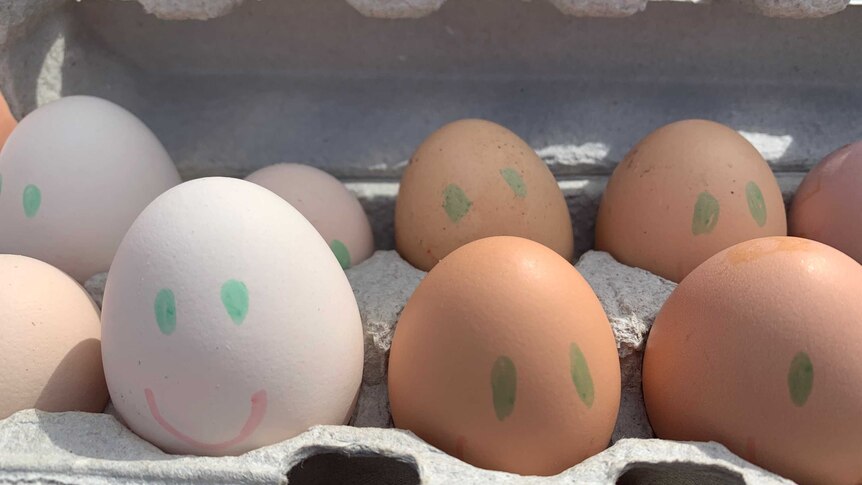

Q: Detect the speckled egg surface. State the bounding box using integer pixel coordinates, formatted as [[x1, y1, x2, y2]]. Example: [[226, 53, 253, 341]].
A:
[[0, 96, 181, 282], [395, 119, 573, 271], [0, 255, 107, 419], [245, 163, 374, 269], [388, 236, 620, 476], [101, 177, 364, 456], [595, 119, 786, 282], [643, 236, 862, 485], [790, 141, 862, 263]]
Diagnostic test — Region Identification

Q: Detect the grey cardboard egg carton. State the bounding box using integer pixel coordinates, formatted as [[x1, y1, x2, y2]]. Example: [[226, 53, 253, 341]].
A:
[[3, 250, 786, 485], [1, 0, 860, 482], [6, 0, 852, 21]]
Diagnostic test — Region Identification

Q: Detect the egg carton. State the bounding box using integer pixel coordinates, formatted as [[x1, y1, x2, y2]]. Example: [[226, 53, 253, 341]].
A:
[[3, 0, 860, 256], [0, 249, 786, 484], [3, 0, 851, 21], [0, 0, 859, 483]]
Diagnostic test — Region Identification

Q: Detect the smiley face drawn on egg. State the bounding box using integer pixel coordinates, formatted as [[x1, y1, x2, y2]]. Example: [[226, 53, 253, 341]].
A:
[[141, 279, 266, 454], [0, 96, 181, 283], [488, 342, 595, 424], [596, 120, 787, 283], [101, 178, 364, 456], [690, 181, 768, 237], [395, 119, 574, 272]]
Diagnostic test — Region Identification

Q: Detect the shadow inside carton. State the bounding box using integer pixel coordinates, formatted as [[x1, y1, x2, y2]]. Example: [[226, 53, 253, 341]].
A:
[[615, 461, 744, 485], [286, 450, 420, 485], [35, 409, 172, 462]]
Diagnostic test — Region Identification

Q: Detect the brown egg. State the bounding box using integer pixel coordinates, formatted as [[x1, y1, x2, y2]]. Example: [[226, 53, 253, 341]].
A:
[[595, 119, 786, 282], [643, 237, 862, 485], [790, 141, 862, 263], [0, 255, 107, 418], [388, 236, 620, 476], [395, 119, 573, 271], [0, 89, 16, 149]]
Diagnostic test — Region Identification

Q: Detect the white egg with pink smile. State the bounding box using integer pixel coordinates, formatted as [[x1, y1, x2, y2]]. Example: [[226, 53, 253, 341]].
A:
[[101, 177, 364, 456]]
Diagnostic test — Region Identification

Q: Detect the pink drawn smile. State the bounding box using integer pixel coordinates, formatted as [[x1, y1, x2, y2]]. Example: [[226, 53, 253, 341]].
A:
[[145, 388, 268, 453]]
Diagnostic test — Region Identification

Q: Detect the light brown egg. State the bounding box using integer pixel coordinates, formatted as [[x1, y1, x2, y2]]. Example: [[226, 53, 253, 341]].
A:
[[388, 236, 620, 476], [0, 255, 107, 418], [395, 119, 573, 271], [595, 119, 786, 282], [643, 237, 862, 485], [0, 90, 15, 149], [790, 141, 862, 263]]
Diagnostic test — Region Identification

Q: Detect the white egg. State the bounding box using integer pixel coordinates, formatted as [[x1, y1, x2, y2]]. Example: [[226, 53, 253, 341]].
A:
[[101, 177, 364, 456], [245, 163, 374, 269], [0, 96, 180, 282]]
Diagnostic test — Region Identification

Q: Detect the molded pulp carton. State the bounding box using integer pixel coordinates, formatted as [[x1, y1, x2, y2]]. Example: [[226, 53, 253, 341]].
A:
[[1, 1, 860, 482]]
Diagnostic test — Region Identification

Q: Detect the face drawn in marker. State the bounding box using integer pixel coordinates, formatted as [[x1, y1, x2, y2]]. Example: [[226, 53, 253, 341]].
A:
[[443, 183, 472, 223], [500, 168, 527, 198], [691, 191, 719, 235], [330, 239, 351, 269], [490, 355, 517, 421], [148, 280, 264, 450], [23, 184, 41, 218], [746, 181, 767, 227], [442, 168, 531, 224], [145, 388, 267, 453]]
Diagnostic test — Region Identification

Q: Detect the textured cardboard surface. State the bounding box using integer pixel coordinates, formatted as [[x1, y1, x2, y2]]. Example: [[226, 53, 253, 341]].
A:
[[0, 409, 791, 484], [1, 1, 854, 482]]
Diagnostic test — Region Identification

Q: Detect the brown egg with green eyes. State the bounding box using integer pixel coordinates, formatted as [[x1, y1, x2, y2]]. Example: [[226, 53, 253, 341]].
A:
[[395, 119, 573, 271], [595, 119, 786, 282], [389, 236, 620, 476], [643, 237, 862, 485]]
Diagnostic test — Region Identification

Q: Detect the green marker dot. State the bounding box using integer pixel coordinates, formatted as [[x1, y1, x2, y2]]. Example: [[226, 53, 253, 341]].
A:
[[221, 279, 249, 325], [570, 342, 595, 408], [154, 288, 177, 335], [746, 181, 767, 227], [490, 356, 516, 421], [500, 168, 527, 198], [442, 184, 472, 223], [788, 351, 814, 407], [23, 184, 41, 218], [330, 240, 351, 269], [691, 191, 719, 235]]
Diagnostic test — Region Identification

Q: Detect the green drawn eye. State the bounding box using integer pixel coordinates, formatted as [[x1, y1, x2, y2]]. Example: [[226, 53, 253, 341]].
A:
[[490, 356, 517, 421], [442, 184, 472, 223], [23, 184, 41, 218], [330, 240, 351, 269], [570, 342, 595, 408], [788, 351, 813, 407], [691, 191, 719, 235], [746, 181, 767, 227], [500, 168, 527, 198], [154, 288, 177, 335], [221, 279, 249, 325]]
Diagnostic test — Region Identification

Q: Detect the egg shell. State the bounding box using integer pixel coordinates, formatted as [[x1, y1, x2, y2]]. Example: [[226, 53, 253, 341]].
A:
[[0, 254, 107, 418], [0, 90, 15, 149], [245, 163, 374, 269], [595, 119, 786, 282], [790, 141, 862, 263], [388, 236, 620, 476], [101, 177, 364, 456], [0, 95, 181, 282], [643, 236, 862, 485], [395, 119, 574, 271]]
